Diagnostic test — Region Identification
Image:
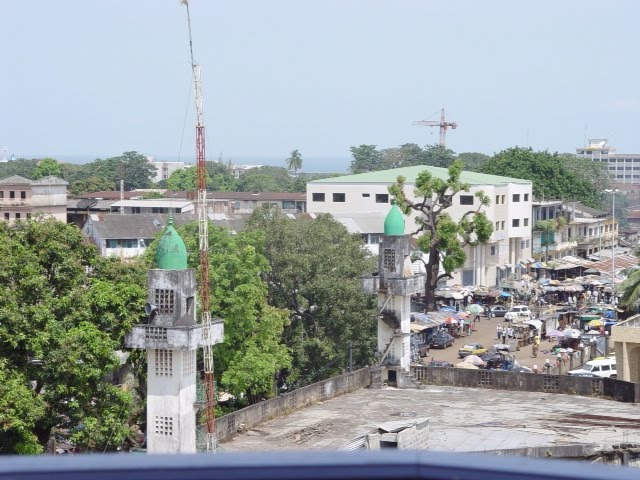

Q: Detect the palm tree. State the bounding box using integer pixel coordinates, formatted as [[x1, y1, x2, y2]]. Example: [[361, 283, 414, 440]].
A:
[[286, 149, 303, 176], [618, 250, 640, 313]]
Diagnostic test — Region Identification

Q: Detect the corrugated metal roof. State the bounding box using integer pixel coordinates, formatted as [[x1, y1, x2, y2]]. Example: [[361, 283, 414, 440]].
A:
[[309, 165, 532, 186], [111, 200, 194, 208], [0, 175, 31, 184]]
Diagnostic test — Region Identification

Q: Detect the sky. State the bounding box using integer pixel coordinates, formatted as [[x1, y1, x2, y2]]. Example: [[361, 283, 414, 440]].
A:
[[2, 0, 640, 172]]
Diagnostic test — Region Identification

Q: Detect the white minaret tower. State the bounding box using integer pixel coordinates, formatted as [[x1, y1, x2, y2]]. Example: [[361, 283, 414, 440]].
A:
[[362, 204, 424, 385], [125, 217, 223, 453]]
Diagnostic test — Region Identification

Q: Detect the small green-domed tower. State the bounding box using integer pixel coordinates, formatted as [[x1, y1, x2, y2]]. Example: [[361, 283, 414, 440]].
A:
[[156, 216, 188, 270], [383, 203, 405, 236]]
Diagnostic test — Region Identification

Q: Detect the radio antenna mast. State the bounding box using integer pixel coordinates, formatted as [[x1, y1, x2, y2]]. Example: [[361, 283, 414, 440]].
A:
[[181, 0, 216, 453]]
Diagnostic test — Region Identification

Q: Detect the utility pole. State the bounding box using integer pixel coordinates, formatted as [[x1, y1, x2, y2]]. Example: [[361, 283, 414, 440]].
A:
[[119, 161, 125, 214], [412, 108, 457, 147]]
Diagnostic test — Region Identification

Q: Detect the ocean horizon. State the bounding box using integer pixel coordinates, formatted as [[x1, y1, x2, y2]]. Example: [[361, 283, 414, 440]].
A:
[[17, 153, 352, 174]]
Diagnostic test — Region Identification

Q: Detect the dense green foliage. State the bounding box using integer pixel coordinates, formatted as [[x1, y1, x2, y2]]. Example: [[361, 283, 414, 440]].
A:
[[32, 158, 62, 180], [349, 144, 456, 173], [144, 223, 291, 402], [389, 160, 493, 311], [479, 147, 607, 208], [246, 208, 377, 387], [0, 218, 147, 453]]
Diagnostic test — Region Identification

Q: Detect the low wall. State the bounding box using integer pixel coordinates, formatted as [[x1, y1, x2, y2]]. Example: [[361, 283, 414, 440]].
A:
[[411, 366, 640, 403], [215, 368, 370, 442]]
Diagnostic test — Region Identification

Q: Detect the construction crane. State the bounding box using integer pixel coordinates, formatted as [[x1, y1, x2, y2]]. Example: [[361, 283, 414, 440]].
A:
[[412, 108, 457, 147], [181, 0, 216, 452]]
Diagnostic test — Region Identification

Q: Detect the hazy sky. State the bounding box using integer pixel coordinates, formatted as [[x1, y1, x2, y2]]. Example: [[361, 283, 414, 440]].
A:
[[2, 0, 640, 171]]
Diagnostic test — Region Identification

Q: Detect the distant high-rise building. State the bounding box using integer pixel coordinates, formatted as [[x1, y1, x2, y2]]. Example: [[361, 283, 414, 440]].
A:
[[576, 139, 640, 185]]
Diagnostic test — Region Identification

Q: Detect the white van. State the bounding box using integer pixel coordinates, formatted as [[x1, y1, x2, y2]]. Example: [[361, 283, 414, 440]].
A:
[[567, 358, 617, 379], [504, 305, 531, 322]]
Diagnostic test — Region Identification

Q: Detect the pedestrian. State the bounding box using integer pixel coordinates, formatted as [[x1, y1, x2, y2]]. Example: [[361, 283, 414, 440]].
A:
[[496, 324, 502, 340], [474, 313, 480, 323], [531, 335, 540, 358], [501, 329, 507, 344]]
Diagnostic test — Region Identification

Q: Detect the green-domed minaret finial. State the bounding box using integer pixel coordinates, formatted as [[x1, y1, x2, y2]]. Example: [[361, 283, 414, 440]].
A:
[[384, 202, 405, 236], [156, 216, 188, 270]]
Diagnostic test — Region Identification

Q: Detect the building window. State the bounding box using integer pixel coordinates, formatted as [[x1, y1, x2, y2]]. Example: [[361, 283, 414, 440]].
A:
[[383, 248, 396, 272], [154, 350, 173, 377], [333, 193, 346, 202], [524, 218, 529, 227], [146, 326, 167, 342], [362, 193, 370, 197], [155, 289, 175, 314], [26, 213, 31, 219], [501, 221, 505, 230], [495, 221, 500, 231], [495, 195, 500, 205], [524, 193, 529, 201], [501, 195, 505, 204], [490, 246, 496, 255], [20, 191, 26, 199], [312, 193, 325, 202], [512, 194, 520, 202], [154, 416, 174, 436], [151, 207, 165, 214], [15, 213, 20, 220], [4, 213, 8, 220], [0, 191, 3, 199], [375, 193, 389, 203], [459, 195, 474, 205], [512, 219, 520, 227], [9, 191, 15, 199], [183, 350, 196, 377], [368, 233, 381, 244], [132, 207, 141, 214], [521, 240, 526, 249], [526, 239, 530, 248]]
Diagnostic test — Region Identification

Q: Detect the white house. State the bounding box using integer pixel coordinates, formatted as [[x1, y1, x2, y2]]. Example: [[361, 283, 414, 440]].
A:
[[307, 166, 533, 287]]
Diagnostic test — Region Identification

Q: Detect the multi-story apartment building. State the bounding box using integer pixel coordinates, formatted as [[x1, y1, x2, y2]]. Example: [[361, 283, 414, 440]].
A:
[[531, 201, 615, 262], [146, 155, 193, 183], [576, 139, 640, 185], [0, 175, 68, 224], [307, 166, 533, 287]]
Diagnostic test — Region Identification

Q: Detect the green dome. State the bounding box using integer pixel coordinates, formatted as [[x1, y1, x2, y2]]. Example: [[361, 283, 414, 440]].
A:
[[156, 216, 188, 269], [384, 203, 405, 236]]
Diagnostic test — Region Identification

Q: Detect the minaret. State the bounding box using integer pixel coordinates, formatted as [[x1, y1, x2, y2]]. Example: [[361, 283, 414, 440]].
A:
[[125, 217, 223, 453], [362, 204, 425, 383]]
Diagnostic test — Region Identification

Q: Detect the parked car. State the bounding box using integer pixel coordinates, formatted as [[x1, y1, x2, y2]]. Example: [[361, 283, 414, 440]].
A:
[[567, 358, 617, 379], [458, 343, 488, 358], [505, 305, 531, 322], [485, 305, 508, 318], [430, 333, 455, 349]]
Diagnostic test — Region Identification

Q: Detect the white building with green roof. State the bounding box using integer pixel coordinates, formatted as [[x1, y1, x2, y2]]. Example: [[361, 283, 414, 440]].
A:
[[307, 165, 533, 287]]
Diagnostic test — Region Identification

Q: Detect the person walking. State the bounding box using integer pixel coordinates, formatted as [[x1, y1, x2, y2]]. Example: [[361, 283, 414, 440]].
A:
[[501, 328, 507, 345], [496, 324, 503, 340], [531, 335, 540, 358]]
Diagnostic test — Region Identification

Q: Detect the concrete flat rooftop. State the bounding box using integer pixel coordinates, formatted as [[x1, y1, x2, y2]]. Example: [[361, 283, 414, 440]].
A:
[[221, 386, 640, 453]]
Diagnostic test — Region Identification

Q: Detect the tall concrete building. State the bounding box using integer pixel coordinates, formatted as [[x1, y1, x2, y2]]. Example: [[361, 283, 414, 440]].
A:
[[125, 217, 224, 453], [362, 205, 424, 383], [576, 139, 640, 185]]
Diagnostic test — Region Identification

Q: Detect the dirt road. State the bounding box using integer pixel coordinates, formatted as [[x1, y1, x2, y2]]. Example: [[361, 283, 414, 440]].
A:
[[424, 314, 561, 371]]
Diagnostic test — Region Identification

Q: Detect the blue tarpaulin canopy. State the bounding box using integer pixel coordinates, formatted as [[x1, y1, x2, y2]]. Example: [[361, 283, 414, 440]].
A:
[[500, 292, 511, 297]]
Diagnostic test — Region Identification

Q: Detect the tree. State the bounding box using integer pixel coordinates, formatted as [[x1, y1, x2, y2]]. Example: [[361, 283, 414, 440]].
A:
[[618, 252, 640, 313], [246, 208, 377, 387], [349, 145, 383, 173], [234, 166, 295, 192], [389, 160, 494, 312], [457, 152, 490, 172], [80, 151, 157, 191], [0, 158, 40, 179], [0, 218, 147, 453], [480, 147, 604, 208], [534, 217, 567, 262], [69, 175, 115, 196], [32, 158, 63, 180], [285, 149, 303, 176], [143, 222, 291, 402]]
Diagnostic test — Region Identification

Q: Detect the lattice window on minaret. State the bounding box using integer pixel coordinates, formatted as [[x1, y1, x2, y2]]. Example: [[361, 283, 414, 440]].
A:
[[183, 349, 196, 376], [145, 327, 167, 341], [155, 349, 173, 377], [154, 289, 175, 314], [154, 416, 174, 436], [383, 248, 396, 272]]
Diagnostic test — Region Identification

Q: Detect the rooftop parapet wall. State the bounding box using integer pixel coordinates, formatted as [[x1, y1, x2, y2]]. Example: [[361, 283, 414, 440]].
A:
[[361, 275, 424, 296]]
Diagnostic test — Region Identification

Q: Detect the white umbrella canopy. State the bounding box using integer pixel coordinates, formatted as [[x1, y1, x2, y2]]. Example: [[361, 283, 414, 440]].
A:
[[466, 304, 484, 315], [563, 329, 582, 339]]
